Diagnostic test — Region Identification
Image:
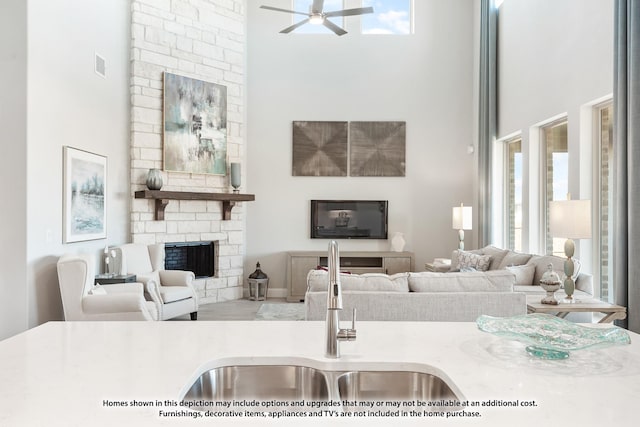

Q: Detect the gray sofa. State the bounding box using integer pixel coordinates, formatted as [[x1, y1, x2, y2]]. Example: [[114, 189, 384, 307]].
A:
[[304, 246, 594, 322], [304, 269, 526, 321]]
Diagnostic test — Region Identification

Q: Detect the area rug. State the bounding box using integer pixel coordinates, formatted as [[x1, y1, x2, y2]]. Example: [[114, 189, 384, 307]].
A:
[[255, 303, 305, 321]]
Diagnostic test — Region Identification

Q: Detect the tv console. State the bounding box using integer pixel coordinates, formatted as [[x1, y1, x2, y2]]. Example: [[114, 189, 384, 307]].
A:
[[286, 251, 414, 302]]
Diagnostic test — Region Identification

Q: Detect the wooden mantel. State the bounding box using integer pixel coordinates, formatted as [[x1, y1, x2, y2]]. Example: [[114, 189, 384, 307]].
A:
[[134, 190, 255, 221]]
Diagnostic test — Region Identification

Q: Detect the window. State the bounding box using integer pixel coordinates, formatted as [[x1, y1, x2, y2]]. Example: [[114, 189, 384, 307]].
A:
[[362, 0, 413, 34], [597, 103, 614, 302], [542, 121, 568, 256], [293, 0, 344, 34], [505, 138, 523, 251]]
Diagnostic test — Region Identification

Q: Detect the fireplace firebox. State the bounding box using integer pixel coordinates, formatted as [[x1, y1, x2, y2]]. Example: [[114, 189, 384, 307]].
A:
[[164, 241, 218, 278]]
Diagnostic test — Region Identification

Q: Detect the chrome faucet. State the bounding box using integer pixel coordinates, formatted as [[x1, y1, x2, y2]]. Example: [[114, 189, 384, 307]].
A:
[[325, 240, 356, 358]]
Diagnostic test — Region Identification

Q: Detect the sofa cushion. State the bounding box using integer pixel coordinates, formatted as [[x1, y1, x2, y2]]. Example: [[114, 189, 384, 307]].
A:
[[526, 255, 581, 285], [480, 245, 510, 270], [506, 264, 536, 286], [497, 250, 533, 270], [456, 250, 492, 271], [449, 249, 483, 271], [306, 270, 409, 292], [408, 270, 514, 293]]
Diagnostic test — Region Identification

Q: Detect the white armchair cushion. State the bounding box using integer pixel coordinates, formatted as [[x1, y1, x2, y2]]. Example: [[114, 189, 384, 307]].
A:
[[158, 269, 195, 286], [118, 244, 154, 274], [88, 284, 107, 295], [159, 286, 195, 303], [82, 293, 150, 315]]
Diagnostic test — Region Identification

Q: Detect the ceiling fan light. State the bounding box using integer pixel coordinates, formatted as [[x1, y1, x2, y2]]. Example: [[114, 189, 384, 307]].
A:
[[309, 14, 324, 25]]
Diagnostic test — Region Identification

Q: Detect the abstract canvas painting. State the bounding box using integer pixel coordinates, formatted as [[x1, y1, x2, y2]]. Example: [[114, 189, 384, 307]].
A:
[[163, 72, 227, 175], [292, 121, 348, 176], [63, 146, 107, 243], [349, 121, 406, 177]]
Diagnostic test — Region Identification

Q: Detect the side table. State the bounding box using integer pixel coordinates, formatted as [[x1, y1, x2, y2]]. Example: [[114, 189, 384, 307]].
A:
[[94, 274, 137, 285]]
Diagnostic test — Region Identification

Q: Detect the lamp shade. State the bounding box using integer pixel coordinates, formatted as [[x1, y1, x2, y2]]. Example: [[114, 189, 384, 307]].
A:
[[452, 204, 472, 230], [549, 199, 592, 239]]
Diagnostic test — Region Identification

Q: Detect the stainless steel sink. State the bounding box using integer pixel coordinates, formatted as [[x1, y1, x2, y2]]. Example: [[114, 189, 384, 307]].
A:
[[182, 365, 330, 410], [181, 363, 462, 412], [337, 370, 460, 403]]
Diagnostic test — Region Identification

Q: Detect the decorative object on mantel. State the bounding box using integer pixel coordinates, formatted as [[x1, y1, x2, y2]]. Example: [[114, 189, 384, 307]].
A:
[[63, 146, 107, 243], [452, 203, 472, 250], [230, 162, 241, 193], [539, 263, 561, 305], [349, 121, 406, 177], [134, 190, 255, 221], [163, 72, 227, 175], [292, 121, 348, 176], [248, 262, 269, 301], [549, 196, 591, 302], [390, 232, 406, 252], [476, 313, 630, 360], [146, 168, 163, 190]]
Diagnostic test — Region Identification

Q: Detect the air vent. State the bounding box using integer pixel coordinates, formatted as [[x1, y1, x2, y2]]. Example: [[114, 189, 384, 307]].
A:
[[94, 53, 106, 78]]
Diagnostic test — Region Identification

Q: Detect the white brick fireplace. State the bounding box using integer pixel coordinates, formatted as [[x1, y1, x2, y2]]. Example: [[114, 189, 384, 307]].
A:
[[129, 0, 246, 304]]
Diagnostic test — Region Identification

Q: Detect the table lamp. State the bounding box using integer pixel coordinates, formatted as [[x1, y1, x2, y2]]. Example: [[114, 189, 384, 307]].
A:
[[452, 203, 472, 250], [549, 198, 591, 301]]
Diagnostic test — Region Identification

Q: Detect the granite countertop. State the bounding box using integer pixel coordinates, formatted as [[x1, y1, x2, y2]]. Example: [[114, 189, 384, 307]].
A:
[[0, 320, 638, 426]]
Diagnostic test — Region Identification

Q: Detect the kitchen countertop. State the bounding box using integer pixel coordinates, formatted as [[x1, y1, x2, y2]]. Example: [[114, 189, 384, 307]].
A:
[[0, 320, 638, 426]]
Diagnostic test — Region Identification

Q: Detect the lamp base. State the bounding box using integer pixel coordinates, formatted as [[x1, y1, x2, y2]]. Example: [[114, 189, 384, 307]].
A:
[[458, 229, 465, 251], [563, 238, 576, 300]]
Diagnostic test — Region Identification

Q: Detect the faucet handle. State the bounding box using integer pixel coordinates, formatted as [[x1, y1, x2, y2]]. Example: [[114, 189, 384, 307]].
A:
[[351, 308, 357, 330], [338, 308, 357, 341]]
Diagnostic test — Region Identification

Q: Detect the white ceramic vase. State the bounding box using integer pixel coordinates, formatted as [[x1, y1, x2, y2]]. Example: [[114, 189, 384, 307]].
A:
[[390, 232, 406, 252]]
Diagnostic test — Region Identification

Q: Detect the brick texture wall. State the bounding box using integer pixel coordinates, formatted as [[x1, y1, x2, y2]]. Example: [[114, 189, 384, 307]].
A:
[[129, 0, 245, 304]]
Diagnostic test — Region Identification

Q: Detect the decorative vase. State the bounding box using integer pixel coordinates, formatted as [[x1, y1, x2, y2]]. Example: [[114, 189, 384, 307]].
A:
[[539, 263, 561, 305], [390, 232, 406, 252], [146, 168, 163, 190], [230, 163, 241, 193]]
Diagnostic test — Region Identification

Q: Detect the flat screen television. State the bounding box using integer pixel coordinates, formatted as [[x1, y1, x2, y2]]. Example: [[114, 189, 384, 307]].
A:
[[310, 200, 388, 239]]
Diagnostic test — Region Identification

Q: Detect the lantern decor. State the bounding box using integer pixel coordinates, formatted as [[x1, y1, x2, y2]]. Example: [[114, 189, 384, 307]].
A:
[[248, 262, 269, 301]]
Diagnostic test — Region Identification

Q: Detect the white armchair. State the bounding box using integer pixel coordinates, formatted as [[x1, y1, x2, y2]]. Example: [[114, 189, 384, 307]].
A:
[[56, 253, 158, 321], [115, 243, 199, 320]]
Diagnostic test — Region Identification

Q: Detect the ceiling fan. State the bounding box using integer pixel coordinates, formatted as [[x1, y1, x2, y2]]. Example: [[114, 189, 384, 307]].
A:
[[260, 0, 374, 36]]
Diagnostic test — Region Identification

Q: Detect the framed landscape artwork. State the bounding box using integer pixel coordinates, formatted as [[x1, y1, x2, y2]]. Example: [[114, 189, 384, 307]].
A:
[[63, 146, 107, 243], [292, 121, 348, 176], [163, 72, 228, 175], [349, 121, 406, 177]]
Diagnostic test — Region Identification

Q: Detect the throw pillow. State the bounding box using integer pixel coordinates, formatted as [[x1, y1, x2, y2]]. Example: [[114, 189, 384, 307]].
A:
[[506, 264, 536, 286], [456, 251, 492, 272], [89, 284, 107, 295]]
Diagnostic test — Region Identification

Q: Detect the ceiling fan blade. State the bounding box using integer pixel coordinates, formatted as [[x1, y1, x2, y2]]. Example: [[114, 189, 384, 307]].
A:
[[260, 5, 309, 16], [280, 18, 310, 34], [322, 19, 347, 36], [325, 7, 374, 18], [311, 0, 324, 14]]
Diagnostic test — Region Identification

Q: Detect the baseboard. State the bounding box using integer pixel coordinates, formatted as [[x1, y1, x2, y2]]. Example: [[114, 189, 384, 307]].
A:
[[242, 287, 288, 299], [267, 288, 287, 298]]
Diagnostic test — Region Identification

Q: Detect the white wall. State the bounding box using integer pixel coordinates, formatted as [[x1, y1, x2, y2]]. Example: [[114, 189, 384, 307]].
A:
[[246, 0, 477, 291], [0, 0, 28, 340], [0, 0, 130, 340], [497, 0, 613, 261]]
